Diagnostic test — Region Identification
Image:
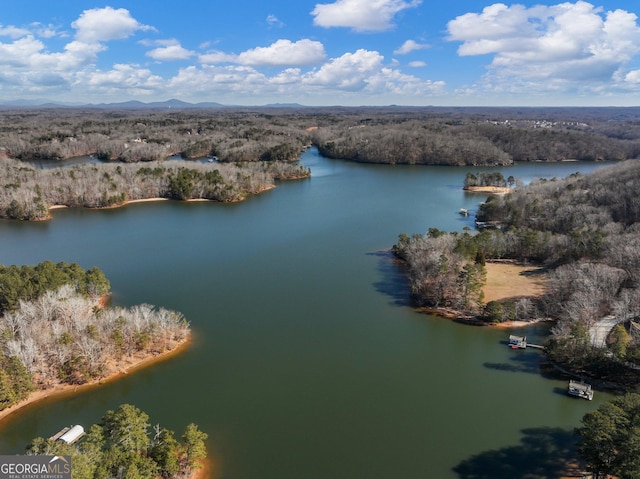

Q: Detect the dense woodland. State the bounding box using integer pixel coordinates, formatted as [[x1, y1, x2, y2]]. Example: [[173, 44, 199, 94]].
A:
[[27, 403, 207, 479], [1, 107, 640, 166], [394, 159, 640, 385], [0, 261, 190, 410]]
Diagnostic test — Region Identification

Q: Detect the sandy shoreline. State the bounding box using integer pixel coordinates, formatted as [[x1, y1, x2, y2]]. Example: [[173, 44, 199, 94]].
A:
[[46, 188, 279, 215], [0, 335, 191, 424], [464, 185, 511, 195]]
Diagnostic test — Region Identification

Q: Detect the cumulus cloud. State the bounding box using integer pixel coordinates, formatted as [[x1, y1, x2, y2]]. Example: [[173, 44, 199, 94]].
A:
[[311, 0, 421, 32], [0, 7, 159, 100], [199, 50, 237, 64], [0, 25, 32, 39], [300, 49, 443, 97], [447, 1, 640, 89], [394, 40, 429, 55], [237, 39, 326, 66], [146, 39, 194, 61], [0, 5, 447, 104], [304, 49, 384, 89], [165, 48, 443, 104], [199, 39, 326, 67], [72, 7, 153, 43], [85, 64, 163, 89]]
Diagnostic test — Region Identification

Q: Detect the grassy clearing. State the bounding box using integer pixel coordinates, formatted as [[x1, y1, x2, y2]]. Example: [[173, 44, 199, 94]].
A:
[[483, 261, 547, 303]]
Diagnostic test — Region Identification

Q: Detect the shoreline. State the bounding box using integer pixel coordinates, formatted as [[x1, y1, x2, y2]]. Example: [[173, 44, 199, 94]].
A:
[[0, 334, 192, 425], [417, 306, 549, 329], [45, 188, 279, 217], [464, 185, 511, 195]]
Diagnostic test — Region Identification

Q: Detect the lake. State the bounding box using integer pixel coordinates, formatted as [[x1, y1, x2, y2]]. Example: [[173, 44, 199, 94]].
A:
[[0, 149, 614, 478]]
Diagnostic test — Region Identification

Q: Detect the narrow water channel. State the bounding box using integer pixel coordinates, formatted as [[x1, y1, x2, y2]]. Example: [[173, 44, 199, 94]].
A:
[[0, 149, 612, 478]]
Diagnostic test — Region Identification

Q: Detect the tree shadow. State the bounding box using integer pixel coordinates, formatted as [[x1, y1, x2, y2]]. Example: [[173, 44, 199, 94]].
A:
[[453, 427, 582, 479], [484, 349, 544, 375], [368, 249, 413, 308]]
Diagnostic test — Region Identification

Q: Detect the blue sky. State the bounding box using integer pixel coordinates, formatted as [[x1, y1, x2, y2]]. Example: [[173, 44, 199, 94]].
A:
[[1, 0, 640, 106]]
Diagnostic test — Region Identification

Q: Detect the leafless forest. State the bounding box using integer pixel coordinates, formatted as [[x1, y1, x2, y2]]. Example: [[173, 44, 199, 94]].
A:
[[2, 106, 640, 165]]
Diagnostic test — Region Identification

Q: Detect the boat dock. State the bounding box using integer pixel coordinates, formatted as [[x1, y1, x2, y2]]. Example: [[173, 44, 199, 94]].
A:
[[507, 335, 545, 350], [568, 380, 594, 400]]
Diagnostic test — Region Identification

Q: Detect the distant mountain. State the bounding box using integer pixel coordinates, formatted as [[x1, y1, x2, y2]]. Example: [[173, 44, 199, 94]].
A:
[[0, 98, 264, 109], [0, 98, 85, 108], [263, 102, 306, 108]]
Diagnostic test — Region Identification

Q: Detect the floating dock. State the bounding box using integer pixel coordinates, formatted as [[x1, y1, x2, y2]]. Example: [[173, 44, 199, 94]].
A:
[[568, 380, 594, 400], [507, 335, 544, 350]]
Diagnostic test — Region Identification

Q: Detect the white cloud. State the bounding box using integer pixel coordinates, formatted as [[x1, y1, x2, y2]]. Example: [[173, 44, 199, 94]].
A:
[[304, 49, 384, 89], [199, 51, 237, 64], [237, 39, 326, 66], [72, 7, 153, 43], [408, 60, 426, 67], [447, 1, 640, 90], [0, 25, 32, 39], [30, 23, 60, 39], [311, 0, 421, 32], [625, 70, 640, 83], [163, 49, 444, 104], [267, 14, 284, 28], [85, 64, 163, 90], [199, 39, 326, 67], [394, 40, 429, 55], [146, 40, 194, 61], [301, 49, 443, 97], [0, 36, 47, 67]]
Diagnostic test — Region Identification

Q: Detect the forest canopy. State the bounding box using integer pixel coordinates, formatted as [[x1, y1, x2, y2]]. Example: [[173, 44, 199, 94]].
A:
[[27, 403, 208, 479], [1, 107, 639, 165]]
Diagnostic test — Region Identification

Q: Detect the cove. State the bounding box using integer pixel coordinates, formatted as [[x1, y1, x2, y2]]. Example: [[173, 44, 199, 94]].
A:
[[0, 149, 614, 478]]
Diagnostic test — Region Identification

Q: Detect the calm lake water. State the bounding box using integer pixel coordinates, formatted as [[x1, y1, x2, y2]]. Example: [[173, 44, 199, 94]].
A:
[[0, 150, 615, 478]]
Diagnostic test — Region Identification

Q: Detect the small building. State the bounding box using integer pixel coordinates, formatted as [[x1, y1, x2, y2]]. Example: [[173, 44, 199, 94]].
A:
[[568, 380, 594, 400], [53, 425, 85, 444], [508, 335, 527, 349]]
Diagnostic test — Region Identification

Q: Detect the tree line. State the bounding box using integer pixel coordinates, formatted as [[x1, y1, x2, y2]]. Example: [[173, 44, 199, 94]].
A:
[[0, 261, 190, 410], [27, 403, 207, 479]]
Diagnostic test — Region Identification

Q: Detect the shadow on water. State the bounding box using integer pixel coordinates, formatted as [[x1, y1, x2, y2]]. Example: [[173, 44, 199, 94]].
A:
[[368, 249, 413, 308], [484, 349, 544, 375], [453, 427, 581, 479]]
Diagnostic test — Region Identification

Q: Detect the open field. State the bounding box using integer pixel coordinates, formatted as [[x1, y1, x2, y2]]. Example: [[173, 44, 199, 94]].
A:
[[483, 261, 547, 303]]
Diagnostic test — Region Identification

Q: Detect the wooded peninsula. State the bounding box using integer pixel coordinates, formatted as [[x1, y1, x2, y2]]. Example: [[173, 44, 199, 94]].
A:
[[0, 261, 190, 413]]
